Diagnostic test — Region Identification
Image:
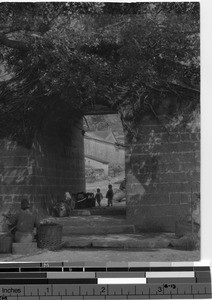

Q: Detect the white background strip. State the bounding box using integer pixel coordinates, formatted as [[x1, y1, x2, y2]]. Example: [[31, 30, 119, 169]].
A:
[[98, 278, 146, 285], [146, 272, 195, 278]]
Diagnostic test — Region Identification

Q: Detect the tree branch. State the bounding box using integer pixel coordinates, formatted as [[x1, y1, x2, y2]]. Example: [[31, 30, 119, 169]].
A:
[[0, 34, 29, 50]]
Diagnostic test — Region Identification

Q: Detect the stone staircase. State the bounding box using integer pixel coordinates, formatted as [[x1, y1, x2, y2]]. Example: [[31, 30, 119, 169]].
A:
[[61, 215, 135, 236], [55, 207, 175, 249]]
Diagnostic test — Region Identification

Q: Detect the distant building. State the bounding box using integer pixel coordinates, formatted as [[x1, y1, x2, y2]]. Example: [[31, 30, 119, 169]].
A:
[[84, 129, 125, 167], [85, 129, 118, 144]]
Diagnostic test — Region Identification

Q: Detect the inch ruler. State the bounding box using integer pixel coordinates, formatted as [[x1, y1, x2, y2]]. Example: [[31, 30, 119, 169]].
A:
[[0, 262, 211, 299], [0, 283, 211, 299]]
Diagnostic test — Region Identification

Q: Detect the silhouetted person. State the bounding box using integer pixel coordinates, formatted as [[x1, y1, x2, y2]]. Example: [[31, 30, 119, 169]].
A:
[[95, 188, 103, 207], [106, 184, 114, 207]]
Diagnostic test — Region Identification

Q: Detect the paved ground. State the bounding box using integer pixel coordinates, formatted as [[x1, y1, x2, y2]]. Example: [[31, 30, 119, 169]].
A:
[[0, 206, 200, 261], [0, 176, 200, 262], [0, 248, 200, 262]]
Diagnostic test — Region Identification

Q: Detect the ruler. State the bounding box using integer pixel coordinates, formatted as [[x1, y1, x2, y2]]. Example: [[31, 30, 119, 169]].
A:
[[0, 262, 211, 299]]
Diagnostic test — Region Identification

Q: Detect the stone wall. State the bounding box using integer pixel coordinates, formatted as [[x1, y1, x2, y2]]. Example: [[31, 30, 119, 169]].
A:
[[0, 101, 200, 233], [125, 111, 200, 232], [0, 141, 32, 214], [0, 115, 85, 216]]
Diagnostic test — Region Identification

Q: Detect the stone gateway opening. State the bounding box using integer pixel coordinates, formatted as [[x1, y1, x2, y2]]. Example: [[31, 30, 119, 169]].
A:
[[83, 113, 126, 210], [0, 103, 200, 233]]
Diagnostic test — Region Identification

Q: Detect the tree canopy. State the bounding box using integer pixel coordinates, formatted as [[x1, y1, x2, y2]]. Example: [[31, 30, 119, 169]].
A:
[[0, 2, 200, 146]]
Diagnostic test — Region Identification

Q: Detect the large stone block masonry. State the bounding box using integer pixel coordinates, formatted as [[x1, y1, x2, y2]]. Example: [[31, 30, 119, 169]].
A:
[[0, 114, 85, 216], [0, 101, 200, 234], [125, 111, 200, 232]]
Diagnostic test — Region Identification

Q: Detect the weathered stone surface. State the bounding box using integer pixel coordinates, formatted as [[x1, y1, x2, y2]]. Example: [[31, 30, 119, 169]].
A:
[[124, 238, 170, 249], [71, 210, 91, 216], [132, 141, 199, 155], [0, 115, 85, 215], [175, 221, 200, 238], [12, 242, 38, 255], [127, 203, 190, 232], [62, 225, 135, 236], [63, 236, 92, 248], [62, 233, 174, 249], [57, 215, 127, 227], [59, 214, 135, 236], [0, 234, 12, 253], [125, 111, 200, 232], [169, 193, 189, 205], [89, 207, 126, 215], [92, 237, 126, 248], [169, 234, 199, 251]]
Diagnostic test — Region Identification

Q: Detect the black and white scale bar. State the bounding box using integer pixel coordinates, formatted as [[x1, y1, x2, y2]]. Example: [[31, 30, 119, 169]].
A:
[[0, 279, 97, 284], [0, 271, 208, 279], [0, 266, 208, 272], [0, 263, 210, 272], [0, 271, 210, 285], [0, 269, 209, 276]]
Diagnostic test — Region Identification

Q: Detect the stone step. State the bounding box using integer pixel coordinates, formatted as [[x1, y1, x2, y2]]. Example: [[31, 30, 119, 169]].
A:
[[71, 210, 91, 216], [12, 242, 38, 255], [62, 224, 135, 236], [89, 208, 126, 216], [62, 233, 175, 249], [56, 215, 134, 236], [57, 215, 127, 227]]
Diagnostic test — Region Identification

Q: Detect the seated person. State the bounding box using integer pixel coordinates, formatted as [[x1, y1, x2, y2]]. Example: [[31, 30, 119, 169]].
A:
[[14, 199, 40, 243], [65, 192, 75, 212]]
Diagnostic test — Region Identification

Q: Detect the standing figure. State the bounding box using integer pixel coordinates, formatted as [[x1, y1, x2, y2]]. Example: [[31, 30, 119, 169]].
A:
[[14, 199, 40, 243], [106, 184, 114, 207], [95, 188, 103, 207]]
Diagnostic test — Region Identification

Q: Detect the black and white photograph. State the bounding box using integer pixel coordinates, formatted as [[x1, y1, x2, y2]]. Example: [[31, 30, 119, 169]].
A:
[[0, 1, 200, 262]]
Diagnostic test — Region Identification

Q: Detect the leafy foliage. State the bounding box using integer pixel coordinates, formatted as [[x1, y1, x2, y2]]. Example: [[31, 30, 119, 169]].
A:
[[0, 2, 200, 146]]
